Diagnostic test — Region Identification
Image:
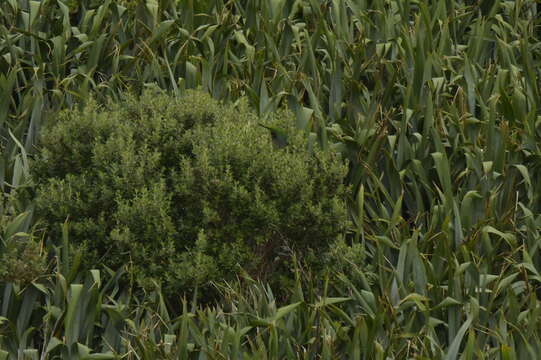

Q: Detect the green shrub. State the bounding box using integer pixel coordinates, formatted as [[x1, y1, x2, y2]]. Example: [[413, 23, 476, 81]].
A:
[[33, 89, 349, 295], [0, 237, 47, 284], [1, 195, 47, 285]]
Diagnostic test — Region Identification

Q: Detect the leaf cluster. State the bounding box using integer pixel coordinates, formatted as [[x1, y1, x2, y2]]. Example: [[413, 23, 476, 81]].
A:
[[32, 89, 349, 295]]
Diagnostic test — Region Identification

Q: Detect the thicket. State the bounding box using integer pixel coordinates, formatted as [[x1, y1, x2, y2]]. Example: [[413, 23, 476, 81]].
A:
[[2, 0, 541, 357], [31, 89, 349, 295]]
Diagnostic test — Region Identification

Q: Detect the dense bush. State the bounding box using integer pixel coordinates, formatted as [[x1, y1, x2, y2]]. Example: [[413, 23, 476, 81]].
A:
[[32, 89, 349, 294], [0, 237, 46, 284], [1, 193, 47, 284]]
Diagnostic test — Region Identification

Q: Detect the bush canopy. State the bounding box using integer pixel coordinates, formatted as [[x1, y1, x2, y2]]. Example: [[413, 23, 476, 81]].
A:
[[33, 89, 349, 294]]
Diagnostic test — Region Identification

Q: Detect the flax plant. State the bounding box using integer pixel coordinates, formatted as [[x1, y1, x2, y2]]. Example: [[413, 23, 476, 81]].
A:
[[1, 0, 541, 358]]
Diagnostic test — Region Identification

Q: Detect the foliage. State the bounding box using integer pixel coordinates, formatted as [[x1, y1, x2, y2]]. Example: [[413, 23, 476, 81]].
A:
[[0, 232, 125, 359], [0, 152, 46, 284], [0, 237, 46, 284], [2, 239, 540, 359], [32, 89, 349, 295], [2, 0, 541, 357]]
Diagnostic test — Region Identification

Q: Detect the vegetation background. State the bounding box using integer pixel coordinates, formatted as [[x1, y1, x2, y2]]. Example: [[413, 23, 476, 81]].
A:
[[1, 0, 541, 358]]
